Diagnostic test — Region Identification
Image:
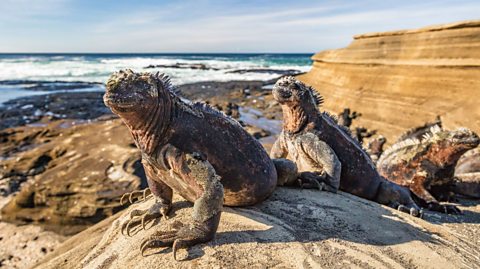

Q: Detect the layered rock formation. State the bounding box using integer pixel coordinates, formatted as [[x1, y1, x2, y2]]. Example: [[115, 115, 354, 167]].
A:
[[298, 20, 480, 141]]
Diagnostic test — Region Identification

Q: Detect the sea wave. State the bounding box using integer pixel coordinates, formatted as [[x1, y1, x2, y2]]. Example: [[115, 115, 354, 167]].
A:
[[0, 54, 311, 103], [0, 54, 311, 85]]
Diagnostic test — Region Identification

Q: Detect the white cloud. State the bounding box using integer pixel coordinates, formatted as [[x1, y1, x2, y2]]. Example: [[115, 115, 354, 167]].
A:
[[0, 0, 479, 52]]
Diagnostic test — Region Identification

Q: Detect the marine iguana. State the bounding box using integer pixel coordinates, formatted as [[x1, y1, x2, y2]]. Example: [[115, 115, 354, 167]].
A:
[[104, 70, 299, 259], [366, 135, 387, 165], [270, 76, 421, 215], [337, 108, 376, 144], [337, 108, 360, 128], [377, 126, 479, 213]]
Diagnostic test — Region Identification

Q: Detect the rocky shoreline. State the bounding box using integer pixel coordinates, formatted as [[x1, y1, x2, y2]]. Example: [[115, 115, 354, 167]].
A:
[[0, 70, 479, 268]]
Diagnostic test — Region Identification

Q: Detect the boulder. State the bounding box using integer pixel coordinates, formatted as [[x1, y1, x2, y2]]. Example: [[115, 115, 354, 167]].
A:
[[34, 188, 480, 268]]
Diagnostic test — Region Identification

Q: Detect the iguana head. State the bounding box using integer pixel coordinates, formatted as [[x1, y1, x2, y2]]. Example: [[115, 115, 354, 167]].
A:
[[368, 135, 387, 154], [104, 69, 171, 114], [272, 76, 323, 108], [104, 70, 176, 149], [426, 127, 479, 165], [272, 76, 323, 133]]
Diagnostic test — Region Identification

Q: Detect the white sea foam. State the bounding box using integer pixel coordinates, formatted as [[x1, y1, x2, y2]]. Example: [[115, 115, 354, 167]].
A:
[[0, 55, 310, 85], [0, 54, 311, 103]]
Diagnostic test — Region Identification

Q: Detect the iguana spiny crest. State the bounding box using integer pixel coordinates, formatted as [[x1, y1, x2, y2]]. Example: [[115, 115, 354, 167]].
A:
[[378, 126, 479, 167]]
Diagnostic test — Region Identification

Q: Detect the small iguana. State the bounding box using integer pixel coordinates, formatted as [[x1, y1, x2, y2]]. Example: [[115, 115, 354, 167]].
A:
[[337, 108, 360, 128], [337, 108, 376, 144], [270, 76, 421, 216], [366, 135, 387, 165], [377, 126, 479, 213]]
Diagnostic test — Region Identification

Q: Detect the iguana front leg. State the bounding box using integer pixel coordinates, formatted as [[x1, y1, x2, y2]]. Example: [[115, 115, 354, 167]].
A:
[[141, 152, 224, 260], [270, 131, 288, 159], [409, 173, 461, 214], [296, 133, 341, 193], [376, 179, 422, 217], [122, 161, 173, 235], [271, 132, 300, 186]]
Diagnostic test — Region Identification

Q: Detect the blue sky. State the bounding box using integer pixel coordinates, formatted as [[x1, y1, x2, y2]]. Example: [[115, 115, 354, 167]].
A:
[[1, 0, 479, 53]]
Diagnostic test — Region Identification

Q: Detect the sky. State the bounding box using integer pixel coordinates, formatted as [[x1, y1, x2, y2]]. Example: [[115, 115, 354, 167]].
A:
[[0, 0, 479, 53]]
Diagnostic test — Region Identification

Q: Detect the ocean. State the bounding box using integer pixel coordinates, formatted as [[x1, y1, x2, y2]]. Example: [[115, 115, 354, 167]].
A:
[[0, 53, 312, 104]]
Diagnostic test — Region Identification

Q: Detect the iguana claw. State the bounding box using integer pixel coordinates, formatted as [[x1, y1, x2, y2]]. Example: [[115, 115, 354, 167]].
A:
[[121, 201, 169, 236], [140, 220, 217, 261], [388, 202, 421, 217], [296, 172, 337, 192], [120, 188, 152, 205], [428, 202, 462, 215]]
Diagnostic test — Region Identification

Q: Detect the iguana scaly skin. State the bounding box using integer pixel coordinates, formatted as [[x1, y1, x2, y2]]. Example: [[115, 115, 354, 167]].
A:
[[377, 126, 479, 213], [270, 76, 421, 216], [456, 146, 480, 175], [454, 146, 480, 198], [104, 70, 282, 259]]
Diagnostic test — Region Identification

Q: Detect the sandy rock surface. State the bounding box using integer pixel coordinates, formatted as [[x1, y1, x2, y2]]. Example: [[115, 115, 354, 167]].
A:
[[34, 188, 480, 269], [0, 221, 65, 269], [298, 20, 480, 143], [0, 196, 66, 269]]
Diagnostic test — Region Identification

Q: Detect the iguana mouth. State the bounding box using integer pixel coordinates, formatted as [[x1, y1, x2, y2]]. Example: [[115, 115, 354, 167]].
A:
[[459, 137, 480, 147], [451, 130, 480, 147], [272, 88, 292, 103], [103, 94, 136, 109]]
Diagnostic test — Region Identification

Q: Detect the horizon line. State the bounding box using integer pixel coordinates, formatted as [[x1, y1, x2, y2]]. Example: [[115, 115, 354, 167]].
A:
[[0, 52, 315, 55]]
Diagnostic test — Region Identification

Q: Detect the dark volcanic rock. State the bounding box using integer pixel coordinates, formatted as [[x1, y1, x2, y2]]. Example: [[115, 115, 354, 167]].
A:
[[144, 63, 219, 70], [179, 80, 267, 100], [0, 80, 102, 92], [0, 92, 112, 130], [0, 119, 146, 235], [225, 68, 303, 75]]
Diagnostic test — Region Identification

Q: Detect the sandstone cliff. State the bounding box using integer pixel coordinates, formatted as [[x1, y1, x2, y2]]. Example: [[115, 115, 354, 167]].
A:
[[298, 20, 480, 141]]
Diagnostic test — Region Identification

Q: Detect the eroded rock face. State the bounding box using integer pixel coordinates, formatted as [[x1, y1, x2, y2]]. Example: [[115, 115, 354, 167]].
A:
[[298, 20, 480, 141], [0, 119, 146, 235]]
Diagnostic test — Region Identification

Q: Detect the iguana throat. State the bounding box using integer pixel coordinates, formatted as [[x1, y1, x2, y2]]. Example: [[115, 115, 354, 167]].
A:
[[281, 104, 307, 133], [129, 97, 174, 156]]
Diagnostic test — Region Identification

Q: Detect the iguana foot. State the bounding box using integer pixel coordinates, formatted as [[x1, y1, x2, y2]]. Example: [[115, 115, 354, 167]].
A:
[[120, 188, 152, 205], [390, 202, 423, 218], [140, 214, 221, 260], [427, 202, 462, 215], [297, 171, 337, 193], [141, 153, 223, 260], [376, 181, 422, 218], [121, 200, 170, 236]]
